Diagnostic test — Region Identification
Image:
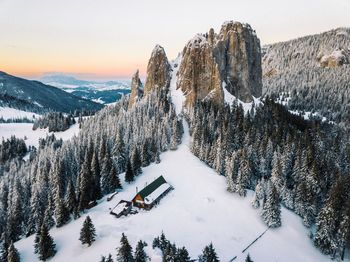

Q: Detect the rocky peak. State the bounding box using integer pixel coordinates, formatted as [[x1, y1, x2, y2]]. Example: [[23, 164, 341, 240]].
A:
[[128, 70, 143, 109], [177, 21, 262, 106], [177, 34, 223, 107], [143, 45, 171, 95]]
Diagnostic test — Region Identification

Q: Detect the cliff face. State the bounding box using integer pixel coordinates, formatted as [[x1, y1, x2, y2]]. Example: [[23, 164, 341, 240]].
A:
[[143, 45, 171, 95], [129, 21, 262, 109], [213, 21, 262, 101], [177, 21, 262, 106], [177, 34, 224, 106], [128, 70, 143, 109]]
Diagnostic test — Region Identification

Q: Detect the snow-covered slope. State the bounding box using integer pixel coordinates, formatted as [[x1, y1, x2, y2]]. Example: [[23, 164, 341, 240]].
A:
[[0, 106, 40, 120], [15, 119, 331, 261], [0, 122, 80, 147]]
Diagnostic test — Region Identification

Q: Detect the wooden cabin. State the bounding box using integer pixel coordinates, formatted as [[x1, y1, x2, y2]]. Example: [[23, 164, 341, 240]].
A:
[[132, 175, 172, 210]]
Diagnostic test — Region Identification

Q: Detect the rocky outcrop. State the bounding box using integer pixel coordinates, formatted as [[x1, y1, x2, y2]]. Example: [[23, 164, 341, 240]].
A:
[[128, 70, 143, 109], [213, 21, 262, 102], [143, 45, 171, 95], [177, 34, 224, 106], [318, 49, 350, 68], [177, 21, 262, 106]]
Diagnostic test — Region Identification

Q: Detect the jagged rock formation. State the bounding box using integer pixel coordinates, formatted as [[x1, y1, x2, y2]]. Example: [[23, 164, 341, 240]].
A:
[[129, 21, 262, 108], [177, 21, 262, 106], [177, 34, 224, 106], [143, 45, 171, 95], [213, 21, 262, 102], [128, 70, 143, 109]]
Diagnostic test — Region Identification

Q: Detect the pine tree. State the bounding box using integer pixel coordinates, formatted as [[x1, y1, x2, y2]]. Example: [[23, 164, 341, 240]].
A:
[[79, 216, 96, 246], [125, 160, 135, 184], [91, 151, 102, 200], [198, 243, 219, 262], [0, 235, 9, 262], [245, 253, 253, 262], [7, 242, 20, 262], [37, 224, 56, 261], [130, 147, 142, 176], [134, 240, 149, 262], [65, 180, 78, 218], [261, 183, 281, 228], [116, 233, 134, 262], [34, 229, 40, 254], [101, 151, 121, 194], [55, 198, 70, 227], [100, 254, 114, 262], [106, 254, 114, 262], [176, 247, 191, 262], [78, 154, 93, 211]]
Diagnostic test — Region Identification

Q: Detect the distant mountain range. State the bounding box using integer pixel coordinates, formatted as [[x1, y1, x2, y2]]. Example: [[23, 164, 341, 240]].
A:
[[40, 74, 131, 104], [0, 71, 103, 114]]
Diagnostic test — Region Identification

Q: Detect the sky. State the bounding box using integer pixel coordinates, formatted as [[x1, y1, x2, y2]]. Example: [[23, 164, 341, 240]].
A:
[[1, 0, 349, 81]]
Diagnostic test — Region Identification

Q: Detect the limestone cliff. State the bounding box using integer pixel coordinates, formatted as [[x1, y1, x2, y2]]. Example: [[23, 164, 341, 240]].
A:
[[128, 70, 143, 109], [177, 21, 262, 106], [177, 34, 224, 106], [143, 45, 171, 95]]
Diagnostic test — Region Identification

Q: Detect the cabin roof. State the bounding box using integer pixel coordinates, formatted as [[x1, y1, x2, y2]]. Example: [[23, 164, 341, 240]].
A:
[[137, 175, 167, 199]]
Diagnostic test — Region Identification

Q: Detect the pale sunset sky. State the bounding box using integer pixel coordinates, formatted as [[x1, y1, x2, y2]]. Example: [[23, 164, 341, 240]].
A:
[[1, 0, 349, 80]]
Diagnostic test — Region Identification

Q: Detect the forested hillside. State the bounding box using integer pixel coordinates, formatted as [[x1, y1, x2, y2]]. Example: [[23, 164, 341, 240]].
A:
[[188, 98, 350, 259], [263, 28, 350, 127], [0, 90, 182, 249]]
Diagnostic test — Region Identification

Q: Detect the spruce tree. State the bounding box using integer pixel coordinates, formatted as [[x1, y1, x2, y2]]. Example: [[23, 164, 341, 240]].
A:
[[198, 243, 219, 262], [116, 233, 134, 262], [131, 147, 142, 176], [91, 151, 102, 200], [106, 254, 114, 262], [55, 198, 70, 227], [261, 183, 281, 228], [0, 235, 9, 262], [125, 160, 135, 184], [34, 229, 40, 254], [37, 225, 56, 261], [79, 216, 96, 246], [7, 242, 20, 262], [245, 254, 253, 262], [134, 240, 149, 262], [100, 254, 114, 262], [65, 180, 78, 218], [78, 154, 93, 211], [176, 247, 191, 262]]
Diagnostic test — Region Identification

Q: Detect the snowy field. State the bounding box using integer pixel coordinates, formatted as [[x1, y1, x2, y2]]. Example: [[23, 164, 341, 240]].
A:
[[0, 107, 40, 120], [0, 122, 80, 147], [15, 121, 333, 262]]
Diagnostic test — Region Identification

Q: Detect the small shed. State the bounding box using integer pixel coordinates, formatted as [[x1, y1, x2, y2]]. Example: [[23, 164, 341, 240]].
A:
[[132, 176, 172, 210], [110, 200, 132, 218]]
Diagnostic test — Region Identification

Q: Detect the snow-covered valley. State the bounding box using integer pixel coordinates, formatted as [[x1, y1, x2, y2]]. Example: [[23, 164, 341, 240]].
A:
[[14, 120, 332, 261]]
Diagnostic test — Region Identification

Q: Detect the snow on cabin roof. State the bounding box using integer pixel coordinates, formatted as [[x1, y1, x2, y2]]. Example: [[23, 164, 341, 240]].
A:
[[144, 183, 171, 205], [112, 201, 129, 215], [137, 175, 169, 200]]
